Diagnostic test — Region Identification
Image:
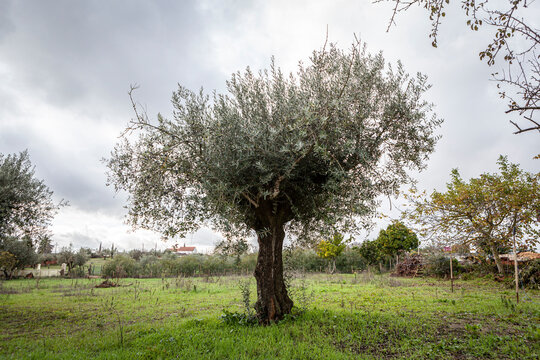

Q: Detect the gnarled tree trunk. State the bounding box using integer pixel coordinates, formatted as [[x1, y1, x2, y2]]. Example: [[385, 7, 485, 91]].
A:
[[489, 242, 504, 274], [253, 201, 294, 324]]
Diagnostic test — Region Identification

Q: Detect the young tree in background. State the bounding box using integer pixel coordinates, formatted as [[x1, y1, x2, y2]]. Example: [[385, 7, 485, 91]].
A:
[[403, 156, 539, 273], [57, 247, 89, 275], [358, 239, 384, 268], [379, 0, 540, 134], [57, 247, 75, 274], [73, 248, 89, 269], [376, 221, 419, 263], [107, 40, 441, 323], [37, 235, 53, 254], [316, 233, 348, 274]]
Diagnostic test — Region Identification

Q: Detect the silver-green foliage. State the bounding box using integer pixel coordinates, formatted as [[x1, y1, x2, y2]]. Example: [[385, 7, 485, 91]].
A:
[[107, 40, 441, 240]]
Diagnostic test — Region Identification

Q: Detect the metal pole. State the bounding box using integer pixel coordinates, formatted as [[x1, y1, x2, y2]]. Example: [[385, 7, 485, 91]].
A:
[[513, 226, 519, 304]]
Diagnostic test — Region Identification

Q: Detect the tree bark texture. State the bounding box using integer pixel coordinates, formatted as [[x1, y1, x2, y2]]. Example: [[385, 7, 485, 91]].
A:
[[253, 201, 294, 324], [489, 242, 504, 274]]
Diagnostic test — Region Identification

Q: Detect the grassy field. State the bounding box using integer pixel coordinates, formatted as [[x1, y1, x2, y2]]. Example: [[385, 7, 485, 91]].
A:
[[0, 273, 538, 359]]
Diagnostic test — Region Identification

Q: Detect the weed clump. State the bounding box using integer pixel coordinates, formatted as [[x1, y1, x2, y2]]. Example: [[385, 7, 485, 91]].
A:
[[220, 278, 257, 326]]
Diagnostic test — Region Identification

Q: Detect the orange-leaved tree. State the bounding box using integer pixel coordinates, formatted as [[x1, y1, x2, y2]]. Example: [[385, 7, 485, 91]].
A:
[[403, 156, 539, 273]]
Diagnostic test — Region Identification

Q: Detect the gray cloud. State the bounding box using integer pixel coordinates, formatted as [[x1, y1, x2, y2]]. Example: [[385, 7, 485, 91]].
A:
[[0, 1, 15, 42], [0, 1, 232, 116], [0, 0, 224, 215], [54, 231, 101, 250]]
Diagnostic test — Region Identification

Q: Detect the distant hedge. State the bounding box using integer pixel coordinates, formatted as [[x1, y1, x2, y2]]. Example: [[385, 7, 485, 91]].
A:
[[97, 247, 369, 279]]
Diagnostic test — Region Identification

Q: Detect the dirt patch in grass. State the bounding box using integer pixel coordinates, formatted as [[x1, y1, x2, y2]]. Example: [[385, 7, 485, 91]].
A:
[[438, 313, 527, 338], [95, 280, 119, 288]]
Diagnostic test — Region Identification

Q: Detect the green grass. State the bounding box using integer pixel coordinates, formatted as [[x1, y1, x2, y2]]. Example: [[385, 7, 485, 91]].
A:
[[87, 258, 108, 266], [0, 273, 538, 359]]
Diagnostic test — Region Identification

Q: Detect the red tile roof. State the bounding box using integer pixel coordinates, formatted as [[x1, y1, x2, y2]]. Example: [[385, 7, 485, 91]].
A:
[[170, 246, 196, 252]]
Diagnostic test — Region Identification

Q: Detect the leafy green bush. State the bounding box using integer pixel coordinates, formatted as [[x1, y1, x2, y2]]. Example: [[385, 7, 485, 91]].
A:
[[519, 259, 540, 289], [164, 255, 202, 276], [424, 255, 462, 278], [284, 248, 326, 272], [139, 255, 162, 277], [128, 249, 144, 261], [96, 248, 372, 279], [0, 237, 38, 273], [102, 255, 140, 278], [239, 253, 257, 274], [335, 248, 367, 273]]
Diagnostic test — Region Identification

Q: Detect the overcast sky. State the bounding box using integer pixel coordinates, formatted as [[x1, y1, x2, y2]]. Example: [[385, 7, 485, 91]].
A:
[[0, 0, 538, 252]]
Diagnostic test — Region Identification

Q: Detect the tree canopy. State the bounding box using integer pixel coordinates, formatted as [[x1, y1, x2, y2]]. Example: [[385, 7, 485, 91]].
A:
[[358, 239, 384, 266], [0, 237, 38, 278], [316, 233, 348, 273], [0, 150, 64, 246], [108, 40, 440, 241], [402, 156, 540, 273], [57, 246, 89, 274], [376, 221, 419, 257], [107, 39, 441, 322]]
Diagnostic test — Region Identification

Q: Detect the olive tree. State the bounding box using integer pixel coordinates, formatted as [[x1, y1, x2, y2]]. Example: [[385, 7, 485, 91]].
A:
[[106, 40, 441, 323], [0, 237, 38, 278], [57, 246, 89, 274], [0, 151, 65, 245]]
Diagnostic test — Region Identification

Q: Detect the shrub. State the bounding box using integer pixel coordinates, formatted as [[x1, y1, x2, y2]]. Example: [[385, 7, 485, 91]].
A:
[[139, 255, 162, 277], [239, 253, 257, 274], [520, 259, 540, 289], [102, 255, 140, 278], [203, 255, 236, 275], [424, 255, 462, 278], [128, 249, 144, 261], [335, 248, 367, 273], [284, 248, 326, 272]]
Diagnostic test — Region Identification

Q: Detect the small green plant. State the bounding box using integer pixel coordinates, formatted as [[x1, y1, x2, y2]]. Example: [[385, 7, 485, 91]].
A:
[[174, 276, 194, 291], [500, 295, 516, 312], [133, 280, 140, 301], [424, 256, 462, 278], [220, 309, 257, 326], [220, 279, 257, 326], [290, 276, 314, 314], [238, 279, 254, 317], [465, 324, 482, 338], [0, 282, 10, 308], [101, 297, 124, 348]]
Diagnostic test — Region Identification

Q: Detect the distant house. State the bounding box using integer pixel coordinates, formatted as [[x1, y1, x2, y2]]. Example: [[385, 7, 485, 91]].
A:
[[169, 243, 197, 256]]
